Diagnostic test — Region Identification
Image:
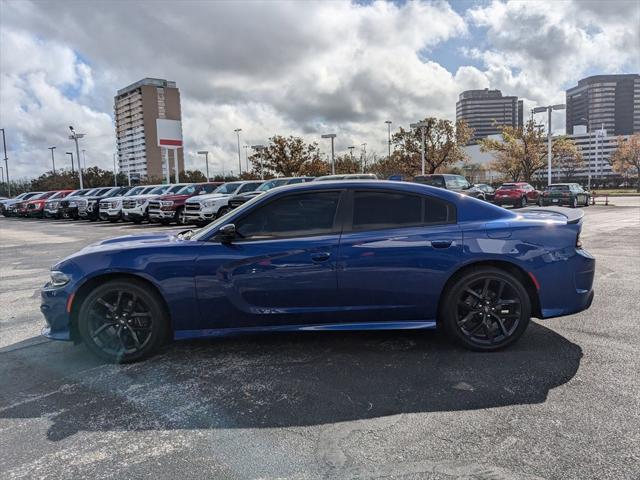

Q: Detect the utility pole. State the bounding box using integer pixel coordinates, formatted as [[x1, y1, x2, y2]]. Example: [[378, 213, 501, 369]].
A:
[[234, 129, 242, 175], [321, 134, 337, 175], [48, 146, 56, 174], [385, 120, 392, 158], [1, 128, 10, 196], [68, 126, 85, 189]]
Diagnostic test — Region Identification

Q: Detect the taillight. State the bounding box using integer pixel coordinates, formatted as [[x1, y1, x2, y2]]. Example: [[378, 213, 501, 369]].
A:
[[576, 232, 582, 249]]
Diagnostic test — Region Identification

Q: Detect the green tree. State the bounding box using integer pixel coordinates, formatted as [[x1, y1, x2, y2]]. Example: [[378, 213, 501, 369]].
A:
[[248, 135, 320, 177], [299, 156, 330, 176], [610, 134, 640, 191], [180, 170, 207, 183], [390, 118, 473, 175], [552, 137, 584, 182], [335, 153, 362, 174], [480, 121, 582, 183]]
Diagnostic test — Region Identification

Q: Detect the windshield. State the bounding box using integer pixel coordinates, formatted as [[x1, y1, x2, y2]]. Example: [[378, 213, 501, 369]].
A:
[[256, 179, 289, 191], [124, 186, 144, 196], [149, 185, 170, 195], [167, 185, 185, 193], [49, 191, 68, 200], [177, 184, 197, 195], [213, 182, 241, 194]]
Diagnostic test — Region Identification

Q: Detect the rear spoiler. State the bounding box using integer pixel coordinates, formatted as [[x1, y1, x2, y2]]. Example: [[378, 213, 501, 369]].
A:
[[518, 207, 584, 225]]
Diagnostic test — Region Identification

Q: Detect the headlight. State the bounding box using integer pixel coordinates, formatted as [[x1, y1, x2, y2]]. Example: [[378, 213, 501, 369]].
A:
[[69, 201, 77, 207], [203, 200, 222, 208], [160, 200, 174, 207], [50, 270, 70, 288], [50, 201, 59, 209], [136, 199, 147, 205]]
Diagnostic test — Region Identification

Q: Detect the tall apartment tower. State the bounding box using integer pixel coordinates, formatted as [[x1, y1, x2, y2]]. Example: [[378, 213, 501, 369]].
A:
[[114, 78, 184, 180], [566, 74, 640, 135], [456, 89, 523, 145]]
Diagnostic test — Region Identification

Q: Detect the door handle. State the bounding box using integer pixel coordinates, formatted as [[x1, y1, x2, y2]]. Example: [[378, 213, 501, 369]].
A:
[[431, 240, 452, 249], [310, 252, 331, 262]]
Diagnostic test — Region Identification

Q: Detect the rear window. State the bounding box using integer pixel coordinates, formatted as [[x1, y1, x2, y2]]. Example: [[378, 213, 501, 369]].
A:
[[352, 191, 455, 231], [498, 184, 517, 190], [414, 176, 445, 188], [548, 185, 570, 191]]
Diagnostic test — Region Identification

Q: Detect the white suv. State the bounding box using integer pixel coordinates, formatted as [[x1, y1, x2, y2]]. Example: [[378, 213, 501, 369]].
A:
[[121, 184, 186, 223], [183, 181, 263, 226]]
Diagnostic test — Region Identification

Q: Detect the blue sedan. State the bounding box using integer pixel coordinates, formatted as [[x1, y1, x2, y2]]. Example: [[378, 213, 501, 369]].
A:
[[41, 181, 595, 362]]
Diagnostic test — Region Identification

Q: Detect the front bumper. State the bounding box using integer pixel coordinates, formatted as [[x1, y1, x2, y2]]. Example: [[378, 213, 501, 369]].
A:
[[44, 208, 61, 218], [184, 206, 217, 224], [122, 205, 146, 221], [99, 207, 122, 221], [40, 286, 73, 341]]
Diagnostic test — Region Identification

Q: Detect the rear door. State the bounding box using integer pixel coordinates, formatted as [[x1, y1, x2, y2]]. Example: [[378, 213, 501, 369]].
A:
[[336, 189, 462, 322]]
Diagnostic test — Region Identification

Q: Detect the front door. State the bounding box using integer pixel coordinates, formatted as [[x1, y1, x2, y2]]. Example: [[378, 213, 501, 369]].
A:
[[194, 190, 344, 329], [336, 189, 462, 322]]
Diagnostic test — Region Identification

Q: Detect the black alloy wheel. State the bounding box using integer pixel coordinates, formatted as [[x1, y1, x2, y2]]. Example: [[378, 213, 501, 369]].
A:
[[175, 206, 186, 226], [78, 280, 168, 363], [519, 196, 527, 208], [442, 267, 531, 351]]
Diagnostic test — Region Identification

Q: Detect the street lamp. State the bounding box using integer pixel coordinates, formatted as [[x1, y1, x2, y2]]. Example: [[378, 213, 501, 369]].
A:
[[321, 134, 337, 175], [68, 126, 85, 189], [197, 150, 210, 180], [385, 120, 392, 159], [410, 121, 429, 175], [66, 152, 75, 173], [348, 146, 355, 161], [48, 146, 56, 174], [81, 149, 87, 170], [243, 145, 251, 171], [0, 128, 9, 196], [251, 145, 265, 180], [234, 129, 242, 175], [532, 104, 565, 186]]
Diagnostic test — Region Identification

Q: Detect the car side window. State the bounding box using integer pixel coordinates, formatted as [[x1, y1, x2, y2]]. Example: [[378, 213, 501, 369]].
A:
[[237, 183, 259, 194], [351, 191, 455, 231], [235, 191, 341, 240]]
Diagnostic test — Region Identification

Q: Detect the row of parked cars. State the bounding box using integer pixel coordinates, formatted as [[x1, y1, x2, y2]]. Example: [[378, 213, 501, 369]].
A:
[[0, 173, 591, 225]]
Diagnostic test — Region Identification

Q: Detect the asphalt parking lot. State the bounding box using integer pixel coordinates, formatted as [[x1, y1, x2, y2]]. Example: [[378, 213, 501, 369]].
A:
[[1, 203, 639, 480]]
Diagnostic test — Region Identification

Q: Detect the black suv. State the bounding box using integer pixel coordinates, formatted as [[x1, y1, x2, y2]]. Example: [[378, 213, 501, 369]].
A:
[[414, 174, 489, 200], [78, 186, 134, 221]]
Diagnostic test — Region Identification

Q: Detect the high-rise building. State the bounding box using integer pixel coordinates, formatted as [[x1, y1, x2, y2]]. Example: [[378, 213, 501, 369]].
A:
[[456, 89, 524, 145], [565, 74, 640, 136], [114, 78, 184, 180]]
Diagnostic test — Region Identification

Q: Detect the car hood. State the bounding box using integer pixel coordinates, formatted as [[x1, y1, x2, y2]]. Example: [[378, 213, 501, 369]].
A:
[[187, 193, 229, 203], [154, 193, 191, 201], [65, 233, 181, 259], [125, 193, 161, 201]]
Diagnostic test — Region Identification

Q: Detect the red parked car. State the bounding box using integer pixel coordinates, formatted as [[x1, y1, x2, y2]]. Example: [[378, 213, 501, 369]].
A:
[[17, 191, 69, 217], [147, 182, 222, 225], [493, 182, 541, 208]]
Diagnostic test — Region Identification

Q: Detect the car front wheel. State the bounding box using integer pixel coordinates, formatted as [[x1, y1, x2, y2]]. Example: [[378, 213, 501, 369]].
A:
[[77, 279, 169, 363], [571, 197, 578, 208], [441, 267, 531, 351], [518, 196, 527, 208]]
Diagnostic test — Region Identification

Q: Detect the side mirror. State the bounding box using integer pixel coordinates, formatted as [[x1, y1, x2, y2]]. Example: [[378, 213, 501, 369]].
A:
[[218, 223, 237, 243]]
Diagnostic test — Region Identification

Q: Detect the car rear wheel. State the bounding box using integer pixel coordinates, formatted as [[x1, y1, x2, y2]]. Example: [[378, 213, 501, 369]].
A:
[[519, 196, 527, 208], [584, 196, 590, 207], [175, 206, 186, 225], [78, 280, 169, 363], [441, 267, 531, 351]]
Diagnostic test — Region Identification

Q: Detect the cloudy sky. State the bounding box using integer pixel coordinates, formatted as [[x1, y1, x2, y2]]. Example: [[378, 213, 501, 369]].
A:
[[1, 0, 638, 179]]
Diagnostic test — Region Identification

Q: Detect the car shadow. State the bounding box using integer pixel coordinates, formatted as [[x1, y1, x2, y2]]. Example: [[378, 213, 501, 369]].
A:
[[0, 322, 581, 441]]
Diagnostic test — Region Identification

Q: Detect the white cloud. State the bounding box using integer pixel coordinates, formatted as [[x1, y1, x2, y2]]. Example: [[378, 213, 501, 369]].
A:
[[0, 0, 638, 180]]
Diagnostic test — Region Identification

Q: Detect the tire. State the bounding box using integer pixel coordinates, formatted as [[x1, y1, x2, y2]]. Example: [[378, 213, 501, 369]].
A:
[[217, 206, 230, 218], [537, 197, 543, 207], [440, 267, 531, 351], [584, 196, 590, 207], [175, 207, 185, 226], [519, 196, 527, 208], [77, 279, 169, 363], [132, 218, 142, 224], [571, 197, 578, 208]]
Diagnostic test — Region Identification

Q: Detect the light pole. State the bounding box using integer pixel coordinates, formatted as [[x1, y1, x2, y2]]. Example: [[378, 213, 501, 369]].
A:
[[0, 165, 4, 185], [0, 128, 9, 196], [361, 143, 367, 173], [348, 146, 355, 161], [234, 129, 242, 175], [68, 126, 85, 189], [66, 152, 75, 173], [113, 153, 118, 186], [321, 134, 337, 175], [197, 150, 210, 180], [410, 121, 429, 175], [251, 145, 265, 179], [532, 104, 565, 186], [580, 117, 592, 189], [385, 120, 392, 159], [48, 146, 56, 174], [82, 149, 87, 170], [127, 155, 133, 186]]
